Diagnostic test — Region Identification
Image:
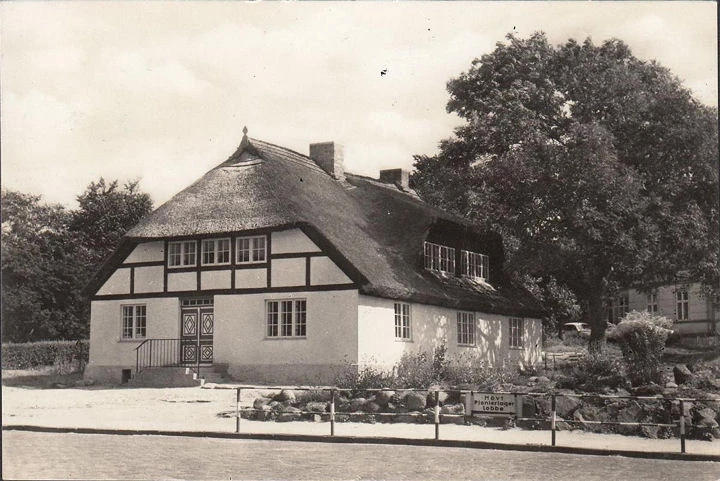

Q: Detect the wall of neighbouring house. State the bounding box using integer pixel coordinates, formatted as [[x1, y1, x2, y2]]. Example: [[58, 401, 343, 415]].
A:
[[622, 282, 716, 335], [357, 295, 543, 372], [85, 297, 179, 383]]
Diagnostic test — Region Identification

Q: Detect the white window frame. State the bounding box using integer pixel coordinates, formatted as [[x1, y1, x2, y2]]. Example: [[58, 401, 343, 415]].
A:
[[612, 293, 629, 322], [457, 311, 475, 346], [424, 241, 455, 274], [266, 299, 307, 338], [201, 238, 231, 266], [647, 292, 658, 313], [676, 289, 689, 321], [509, 317, 524, 348], [121, 305, 146, 340], [394, 303, 412, 341], [237, 235, 267, 264], [168, 240, 197, 268], [461, 250, 490, 281]]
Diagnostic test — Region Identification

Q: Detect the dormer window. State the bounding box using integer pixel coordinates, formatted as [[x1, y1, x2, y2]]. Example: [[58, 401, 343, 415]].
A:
[[461, 250, 489, 281], [424, 242, 455, 274]]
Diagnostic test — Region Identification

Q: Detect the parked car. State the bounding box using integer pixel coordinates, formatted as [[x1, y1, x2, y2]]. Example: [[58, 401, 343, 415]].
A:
[[563, 322, 591, 339]]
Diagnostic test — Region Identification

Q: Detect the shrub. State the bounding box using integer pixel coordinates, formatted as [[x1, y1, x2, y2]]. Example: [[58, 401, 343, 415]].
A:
[[607, 311, 673, 386], [2, 340, 88, 370], [334, 358, 396, 395], [396, 350, 435, 388], [562, 352, 625, 391]]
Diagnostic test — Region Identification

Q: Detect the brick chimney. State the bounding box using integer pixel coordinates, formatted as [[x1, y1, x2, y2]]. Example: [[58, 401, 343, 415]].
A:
[[379, 168, 410, 190], [309, 142, 345, 181]]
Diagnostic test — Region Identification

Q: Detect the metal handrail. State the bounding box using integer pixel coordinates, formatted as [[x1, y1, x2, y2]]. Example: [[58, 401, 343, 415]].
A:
[[134, 338, 190, 374]]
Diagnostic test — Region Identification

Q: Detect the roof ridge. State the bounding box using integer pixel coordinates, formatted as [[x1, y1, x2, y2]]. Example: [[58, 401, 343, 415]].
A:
[[249, 138, 327, 175]]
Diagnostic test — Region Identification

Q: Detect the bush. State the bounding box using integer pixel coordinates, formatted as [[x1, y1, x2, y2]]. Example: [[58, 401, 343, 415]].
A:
[[1, 340, 88, 370], [607, 311, 673, 386], [561, 353, 625, 391], [334, 359, 396, 395]]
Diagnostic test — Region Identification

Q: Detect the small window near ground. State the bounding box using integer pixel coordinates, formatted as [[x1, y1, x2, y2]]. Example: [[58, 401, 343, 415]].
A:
[[237, 235, 267, 264], [676, 289, 689, 320], [509, 317, 524, 348], [394, 303, 411, 341], [266, 299, 307, 338], [168, 241, 196, 267], [121, 305, 146, 340], [457, 311, 475, 346]]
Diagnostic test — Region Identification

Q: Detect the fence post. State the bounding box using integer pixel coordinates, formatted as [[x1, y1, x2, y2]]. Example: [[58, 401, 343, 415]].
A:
[[434, 390, 440, 441], [679, 399, 686, 454], [330, 388, 336, 437], [551, 394, 557, 447], [149, 341, 153, 368], [236, 388, 241, 433]]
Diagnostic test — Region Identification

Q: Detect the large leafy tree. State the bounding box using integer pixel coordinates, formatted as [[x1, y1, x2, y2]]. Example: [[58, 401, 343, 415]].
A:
[[1, 179, 152, 342], [413, 33, 719, 348]]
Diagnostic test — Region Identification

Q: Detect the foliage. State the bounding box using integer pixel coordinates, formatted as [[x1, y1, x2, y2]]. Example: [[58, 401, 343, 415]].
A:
[[607, 310, 673, 386], [333, 358, 397, 394], [1, 180, 152, 342], [522, 275, 581, 336], [1, 340, 89, 370], [412, 32, 719, 349]]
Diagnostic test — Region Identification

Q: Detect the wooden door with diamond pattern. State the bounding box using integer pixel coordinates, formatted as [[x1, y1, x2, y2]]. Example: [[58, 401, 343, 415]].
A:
[[180, 306, 213, 365]]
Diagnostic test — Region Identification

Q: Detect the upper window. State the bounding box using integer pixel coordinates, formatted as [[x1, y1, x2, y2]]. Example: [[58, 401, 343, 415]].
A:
[[122, 305, 146, 340], [509, 317, 524, 348], [237, 235, 267, 264], [168, 241, 197, 267], [394, 303, 411, 341], [424, 242, 455, 274], [461, 250, 490, 281], [266, 299, 307, 338], [676, 289, 689, 320], [646, 292, 658, 313], [457, 311, 475, 346], [201, 238, 231, 266]]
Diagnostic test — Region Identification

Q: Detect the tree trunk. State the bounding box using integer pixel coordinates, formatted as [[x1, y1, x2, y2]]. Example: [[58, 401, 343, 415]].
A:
[[586, 282, 607, 354]]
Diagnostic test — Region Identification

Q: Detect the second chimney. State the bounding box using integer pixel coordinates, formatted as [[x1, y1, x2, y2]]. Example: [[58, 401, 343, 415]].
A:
[[379, 168, 410, 190], [309, 142, 345, 181]]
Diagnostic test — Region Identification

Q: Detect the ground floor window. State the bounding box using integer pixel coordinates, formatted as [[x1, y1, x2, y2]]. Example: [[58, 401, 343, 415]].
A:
[[509, 317, 524, 348], [676, 289, 689, 320], [122, 305, 146, 339], [266, 299, 307, 338], [457, 311, 475, 346], [394, 303, 411, 340]]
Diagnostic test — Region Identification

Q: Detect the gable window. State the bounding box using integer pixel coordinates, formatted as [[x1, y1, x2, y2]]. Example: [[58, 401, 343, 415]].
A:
[[237, 235, 266, 264], [122, 305, 146, 340], [676, 289, 689, 320], [647, 292, 658, 313], [394, 303, 411, 341], [201, 238, 231, 265], [509, 317, 524, 348], [461, 250, 490, 281], [457, 311, 475, 346], [424, 242, 455, 274], [168, 241, 196, 267], [266, 299, 307, 338]]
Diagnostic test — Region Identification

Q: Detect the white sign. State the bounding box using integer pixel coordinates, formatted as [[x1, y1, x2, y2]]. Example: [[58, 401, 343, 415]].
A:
[[468, 393, 518, 415]]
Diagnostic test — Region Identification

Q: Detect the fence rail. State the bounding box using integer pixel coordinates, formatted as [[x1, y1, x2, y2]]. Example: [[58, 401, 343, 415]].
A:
[[219, 385, 719, 455], [134, 338, 201, 376]]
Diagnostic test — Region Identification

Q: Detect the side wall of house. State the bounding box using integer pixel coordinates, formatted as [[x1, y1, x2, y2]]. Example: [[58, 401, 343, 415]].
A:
[[357, 295, 543, 372], [622, 282, 716, 335]]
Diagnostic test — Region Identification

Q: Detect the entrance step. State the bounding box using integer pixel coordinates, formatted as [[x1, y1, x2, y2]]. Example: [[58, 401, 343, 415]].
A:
[[127, 367, 199, 388]]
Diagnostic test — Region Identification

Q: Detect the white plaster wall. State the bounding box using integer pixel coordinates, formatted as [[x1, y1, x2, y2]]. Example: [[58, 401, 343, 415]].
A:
[[357, 295, 543, 370], [625, 283, 710, 321], [134, 266, 164, 293], [167, 271, 197, 292], [235, 268, 267, 289], [270, 258, 306, 287], [271, 228, 320, 254], [87, 297, 179, 367], [124, 241, 164, 263], [201, 270, 231, 290], [97, 268, 131, 295], [310, 256, 351, 285], [213, 289, 359, 367]]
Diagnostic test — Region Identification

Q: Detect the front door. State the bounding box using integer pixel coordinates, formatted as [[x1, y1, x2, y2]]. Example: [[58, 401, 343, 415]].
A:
[[180, 299, 214, 365]]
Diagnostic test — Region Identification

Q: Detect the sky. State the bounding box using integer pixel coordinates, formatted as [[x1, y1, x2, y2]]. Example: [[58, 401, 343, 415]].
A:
[[1, 2, 717, 209]]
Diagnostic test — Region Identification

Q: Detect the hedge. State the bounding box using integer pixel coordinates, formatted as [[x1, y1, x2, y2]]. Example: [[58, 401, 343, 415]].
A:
[[1, 340, 89, 370]]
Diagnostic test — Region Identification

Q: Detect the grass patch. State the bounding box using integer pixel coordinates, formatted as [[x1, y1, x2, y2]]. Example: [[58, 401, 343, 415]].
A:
[[2, 368, 84, 389]]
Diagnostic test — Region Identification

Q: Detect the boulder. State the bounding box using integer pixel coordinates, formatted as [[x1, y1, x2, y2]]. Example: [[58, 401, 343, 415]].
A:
[[349, 397, 367, 412], [363, 401, 382, 413], [426, 391, 449, 406], [521, 396, 537, 418], [305, 401, 328, 413], [440, 403, 465, 415], [673, 365, 694, 385], [276, 413, 299, 422], [631, 384, 663, 396], [404, 392, 428, 411], [374, 390, 395, 406], [665, 381, 678, 389], [253, 397, 273, 410], [274, 390, 297, 403], [555, 395, 582, 418], [695, 407, 720, 430], [281, 405, 302, 414], [616, 400, 643, 435]]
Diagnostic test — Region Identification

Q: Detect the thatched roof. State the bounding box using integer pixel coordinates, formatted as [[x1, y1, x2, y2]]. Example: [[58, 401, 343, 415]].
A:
[[95, 136, 543, 317]]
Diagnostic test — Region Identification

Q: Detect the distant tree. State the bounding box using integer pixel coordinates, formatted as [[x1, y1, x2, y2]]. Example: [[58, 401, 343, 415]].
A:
[[412, 33, 719, 350], [522, 275, 582, 338]]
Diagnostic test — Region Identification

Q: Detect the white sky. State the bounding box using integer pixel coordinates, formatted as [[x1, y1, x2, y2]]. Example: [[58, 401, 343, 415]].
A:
[[1, 2, 717, 208]]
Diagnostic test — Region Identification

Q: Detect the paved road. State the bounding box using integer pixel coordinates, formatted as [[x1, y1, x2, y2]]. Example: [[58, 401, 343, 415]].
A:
[[2, 431, 719, 480]]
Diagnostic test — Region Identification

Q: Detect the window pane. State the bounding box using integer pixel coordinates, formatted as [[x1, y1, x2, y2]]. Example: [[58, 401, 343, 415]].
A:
[[202, 240, 215, 265], [253, 236, 266, 262], [183, 242, 196, 265], [267, 301, 279, 337], [122, 306, 134, 338], [218, 239, 230, 263], [135, 306, 147, 338], [238, 238, 250, 263], [281, 300, 293, 336], [295, 300, 306, 337], [169, 243, 182, 266]]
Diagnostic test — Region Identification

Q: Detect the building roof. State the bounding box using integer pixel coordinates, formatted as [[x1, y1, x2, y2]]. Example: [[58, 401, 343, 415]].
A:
[[92, 135, 544, 318]]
